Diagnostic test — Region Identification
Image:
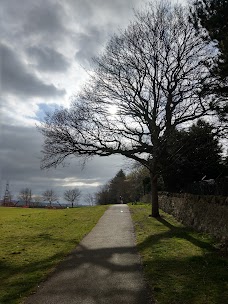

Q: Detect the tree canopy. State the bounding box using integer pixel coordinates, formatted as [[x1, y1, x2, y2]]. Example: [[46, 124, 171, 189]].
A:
[[39, 1, 225, 217]]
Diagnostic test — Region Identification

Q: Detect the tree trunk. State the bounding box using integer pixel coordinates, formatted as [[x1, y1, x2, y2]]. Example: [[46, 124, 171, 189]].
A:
[[150, 172, 160, 217], [72, 202, 74, 208]]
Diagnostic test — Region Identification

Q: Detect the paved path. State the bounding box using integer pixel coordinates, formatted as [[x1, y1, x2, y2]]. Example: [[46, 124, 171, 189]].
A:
[[25, 205, 151, 304]]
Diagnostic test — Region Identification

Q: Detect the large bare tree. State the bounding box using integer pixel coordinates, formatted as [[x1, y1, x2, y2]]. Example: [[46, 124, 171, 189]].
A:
[[39, 2, 224, 217], [64, 188, 81, 208]]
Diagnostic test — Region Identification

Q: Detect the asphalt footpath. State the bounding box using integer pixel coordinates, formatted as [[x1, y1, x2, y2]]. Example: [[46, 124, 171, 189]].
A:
[[24, 204, 152, 304]]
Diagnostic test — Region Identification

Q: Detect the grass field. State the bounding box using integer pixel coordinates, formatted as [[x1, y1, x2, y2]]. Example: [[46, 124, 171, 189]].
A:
[[0, 205, 107, 304], [130, 204, 228, 304]]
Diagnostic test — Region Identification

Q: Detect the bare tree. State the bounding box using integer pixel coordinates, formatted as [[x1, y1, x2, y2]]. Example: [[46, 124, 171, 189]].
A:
[[39, 1, 225, 217], [18, 188, 32, 206], [64, 188, 81, 207], [84, 193, 95, 206], [42, 189, 58, 206]]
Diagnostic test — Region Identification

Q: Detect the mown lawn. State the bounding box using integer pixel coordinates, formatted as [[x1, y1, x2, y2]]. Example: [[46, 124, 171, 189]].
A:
[[130, 204, 228, 304], [0, 206, 107, 304]]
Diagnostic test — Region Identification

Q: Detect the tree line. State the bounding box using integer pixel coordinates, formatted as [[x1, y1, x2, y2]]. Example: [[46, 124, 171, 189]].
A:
[[39, 0, 228, 217], [10, 188, 95, 207]]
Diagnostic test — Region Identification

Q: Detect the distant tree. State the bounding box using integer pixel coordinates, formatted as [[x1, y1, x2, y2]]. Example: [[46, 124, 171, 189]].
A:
[[42, 189, 58, 206], [39, 2, 225, 217], [18, 188, 32, 206], [84, 193, 95, 206], [64, 188, 81, 208], [96, 170, 129, 205], [125, 166, 151, 202], [108, 170, 128, 204], [96, 184, 110, 205]]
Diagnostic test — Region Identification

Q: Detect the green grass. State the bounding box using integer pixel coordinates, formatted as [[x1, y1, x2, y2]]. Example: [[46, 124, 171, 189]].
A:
[[129, 204, 228, 304], [0, 205, 107, 304]]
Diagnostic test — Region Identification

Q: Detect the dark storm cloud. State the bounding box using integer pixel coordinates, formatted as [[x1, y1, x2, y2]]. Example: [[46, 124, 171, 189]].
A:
[[27, 46, 70, 72], [0, 43, 65, 97]]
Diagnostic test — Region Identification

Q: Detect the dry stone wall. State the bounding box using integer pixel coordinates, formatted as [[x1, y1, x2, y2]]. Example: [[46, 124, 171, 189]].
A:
[[158, 193, 228, 243]]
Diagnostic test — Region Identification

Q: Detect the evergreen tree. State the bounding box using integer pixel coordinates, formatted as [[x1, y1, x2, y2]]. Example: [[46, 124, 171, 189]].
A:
[[191, 0, 228, 79], [96, 170, 128, 204], [161, 120, 223, 191], [191, 1, 228, 127], [108, 170, 127, 204]]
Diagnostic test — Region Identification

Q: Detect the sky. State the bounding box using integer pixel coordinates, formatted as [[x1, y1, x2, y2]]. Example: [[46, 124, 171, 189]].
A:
[[0, 0, 187, 204]]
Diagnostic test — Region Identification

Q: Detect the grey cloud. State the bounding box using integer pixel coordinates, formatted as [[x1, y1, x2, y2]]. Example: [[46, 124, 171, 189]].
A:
[[27, 46, 70, 72], [1, 0, 141, 67], [75, 27, 106, 66], [1, 0, 70, 49], [0, 124, 125, 198], [0, 43, 65, 97], [65, 0, 140, 25], [69, 0, 142, 66], [23, 1, 67, 38], [0, 0, 139, 202]]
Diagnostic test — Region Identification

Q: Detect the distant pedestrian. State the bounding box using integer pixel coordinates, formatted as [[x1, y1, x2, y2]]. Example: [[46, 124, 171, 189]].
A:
[[120, 196, 123, 204]]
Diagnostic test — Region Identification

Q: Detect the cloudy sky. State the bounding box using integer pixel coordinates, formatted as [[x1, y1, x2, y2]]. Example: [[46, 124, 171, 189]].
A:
[[0, 0, 186, 203]]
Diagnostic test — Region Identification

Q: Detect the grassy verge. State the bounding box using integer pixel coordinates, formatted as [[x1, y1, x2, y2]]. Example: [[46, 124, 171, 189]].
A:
[[0, 205, 108, 304], [130, 204, 228, 304]]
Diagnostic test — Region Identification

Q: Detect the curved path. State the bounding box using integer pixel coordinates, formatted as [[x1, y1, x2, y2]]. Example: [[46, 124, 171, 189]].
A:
[[25, 204, 152, 304]]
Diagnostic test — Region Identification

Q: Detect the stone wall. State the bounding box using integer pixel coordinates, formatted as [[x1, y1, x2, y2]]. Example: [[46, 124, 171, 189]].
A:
[[158, 193, 228, 243]]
